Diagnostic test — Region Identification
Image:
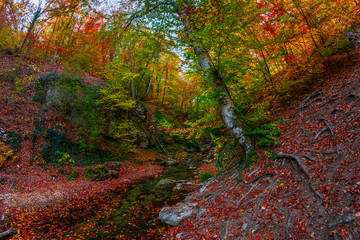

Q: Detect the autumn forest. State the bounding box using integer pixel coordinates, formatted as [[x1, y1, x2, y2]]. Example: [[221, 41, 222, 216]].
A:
[[1, 0, 360, 239]]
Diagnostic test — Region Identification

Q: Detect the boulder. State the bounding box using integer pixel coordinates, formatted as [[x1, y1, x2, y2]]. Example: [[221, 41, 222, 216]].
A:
[[159, 203, 197, 226]]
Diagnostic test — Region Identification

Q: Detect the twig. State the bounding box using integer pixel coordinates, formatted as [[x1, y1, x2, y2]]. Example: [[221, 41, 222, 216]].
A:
[[9, 178, 14, 190], [307, 211, 317, 230], [353, 136, 360, 149], [285, 214, 292, 238], [349, 68, 359, 78]]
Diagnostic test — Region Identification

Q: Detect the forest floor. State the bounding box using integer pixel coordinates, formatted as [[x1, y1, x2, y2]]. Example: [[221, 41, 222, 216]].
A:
[[163, 51, 360, 239]]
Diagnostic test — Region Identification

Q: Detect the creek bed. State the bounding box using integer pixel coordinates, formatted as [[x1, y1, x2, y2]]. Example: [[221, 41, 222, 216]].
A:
[[63, 164, 194, 239]]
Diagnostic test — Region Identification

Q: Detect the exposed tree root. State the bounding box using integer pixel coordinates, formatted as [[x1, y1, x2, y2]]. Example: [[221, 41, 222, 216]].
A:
[[277, 188, 300, 199], [302, 154, 317, 162], [276, 153, 323, 199], [315, 121, 334, 139], [309, 97, 324, 106], [328, 216, 355, 229], [240, 180, 277, 207], [0, 229, 16, 240], [307, 134, 330, 146], [319, 98, 338, 108], [236, 184, 258, 207], [250, 172, 273, 183], [277, 154, 311, 178]]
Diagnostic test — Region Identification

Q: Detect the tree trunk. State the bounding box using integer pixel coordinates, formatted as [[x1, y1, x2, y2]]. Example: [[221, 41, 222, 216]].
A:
[[193, 46, 254, 156], [177, 8, 254, 157]]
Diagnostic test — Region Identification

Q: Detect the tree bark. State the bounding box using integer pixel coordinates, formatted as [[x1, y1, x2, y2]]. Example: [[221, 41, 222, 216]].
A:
[[194, 46, 254, 155]]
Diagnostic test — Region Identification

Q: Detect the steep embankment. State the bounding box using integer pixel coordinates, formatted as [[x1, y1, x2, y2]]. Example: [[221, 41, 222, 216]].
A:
[[163, 53, 360, 239]]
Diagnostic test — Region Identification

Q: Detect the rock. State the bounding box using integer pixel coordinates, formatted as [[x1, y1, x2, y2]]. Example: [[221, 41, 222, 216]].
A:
[[91, 174, 109, 181], [133, 102, 147, 122], [166, 158, 177, 166], [174, 183, 184, 191], [155, 179, 173, 189], [104, 161, 122, 171], [108, 170, 119, 178], [154, 158, 166, 166], [0, 128, 8, 142], [137, 131, 149, 149], [180, 146, 196, 153], [159, 203, 197, 226]]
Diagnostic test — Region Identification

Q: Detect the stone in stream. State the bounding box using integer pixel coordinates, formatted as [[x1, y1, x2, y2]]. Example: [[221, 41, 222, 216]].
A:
[[159, 203, 198, 226], [155, 179, 173, 189]]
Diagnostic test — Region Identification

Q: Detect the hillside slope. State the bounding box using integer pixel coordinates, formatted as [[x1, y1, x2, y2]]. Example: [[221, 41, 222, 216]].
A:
[[163, 53, 360, 239]]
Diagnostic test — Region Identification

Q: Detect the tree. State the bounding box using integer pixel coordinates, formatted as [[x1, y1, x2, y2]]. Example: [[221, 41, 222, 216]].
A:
[[130, 0, 255, 158]]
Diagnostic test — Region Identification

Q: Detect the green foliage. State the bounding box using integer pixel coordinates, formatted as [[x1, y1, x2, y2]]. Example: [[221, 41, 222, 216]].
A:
[[0, 142, 17, 168], [214, 137, 244, 171], [245, 119, 286, 147], [154, 110, 173, 129], [199, 172, 214, 182], [55, 151, 76, 166], [66, 169, 79, 181], [320, 35, 353, 58], [7, 131, 22, 154], [245, 151, 258, 169], [83, 166, 107, 179], [40, 127, 80, 165]]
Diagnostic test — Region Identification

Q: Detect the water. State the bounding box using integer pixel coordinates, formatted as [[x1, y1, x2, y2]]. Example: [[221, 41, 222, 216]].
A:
[[65, 164, 194, 239]]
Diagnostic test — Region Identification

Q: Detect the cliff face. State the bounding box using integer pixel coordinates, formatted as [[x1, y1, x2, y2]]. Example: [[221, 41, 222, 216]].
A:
[[162, 53, 360, 239]]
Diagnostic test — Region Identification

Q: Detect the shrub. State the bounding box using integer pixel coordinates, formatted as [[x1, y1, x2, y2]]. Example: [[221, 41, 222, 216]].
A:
[[66, 169, 79, 181], [199, 172, 214, 182], [0, 142, 17, 168], [245, 119, 286, 147], [83, 166, 107, 179]]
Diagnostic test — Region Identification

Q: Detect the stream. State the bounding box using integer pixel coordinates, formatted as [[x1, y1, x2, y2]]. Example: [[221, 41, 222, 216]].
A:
[[64, 163, 195, 239]]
